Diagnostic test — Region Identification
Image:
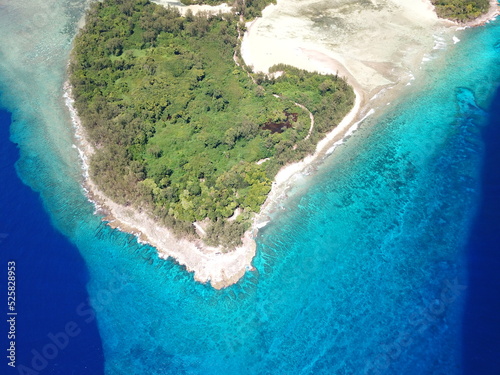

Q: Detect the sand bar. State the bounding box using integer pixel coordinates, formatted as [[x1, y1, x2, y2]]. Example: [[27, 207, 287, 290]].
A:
[[152, 0, 232, 15]]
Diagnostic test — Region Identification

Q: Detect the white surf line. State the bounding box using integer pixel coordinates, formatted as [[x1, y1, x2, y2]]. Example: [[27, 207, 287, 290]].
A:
[[325, 108, 375, 155]]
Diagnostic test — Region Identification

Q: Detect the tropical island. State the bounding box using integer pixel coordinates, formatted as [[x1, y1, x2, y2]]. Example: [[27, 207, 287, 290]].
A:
[[70, 0, 354, 246], [68, 0, 498, 288]]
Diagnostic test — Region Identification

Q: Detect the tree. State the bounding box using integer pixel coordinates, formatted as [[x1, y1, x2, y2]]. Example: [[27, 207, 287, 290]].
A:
[[105, 37, 124, 56]]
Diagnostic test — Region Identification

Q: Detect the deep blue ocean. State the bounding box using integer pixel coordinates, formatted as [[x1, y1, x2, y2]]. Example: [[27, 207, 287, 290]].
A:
[[0, 109, 105, 374], [462, 84, 500, 374], [0, 1, 499, 374]]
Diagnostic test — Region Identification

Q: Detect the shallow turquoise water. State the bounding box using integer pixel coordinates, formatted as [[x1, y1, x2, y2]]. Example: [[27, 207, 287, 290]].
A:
[[1, 0, 499, 373]]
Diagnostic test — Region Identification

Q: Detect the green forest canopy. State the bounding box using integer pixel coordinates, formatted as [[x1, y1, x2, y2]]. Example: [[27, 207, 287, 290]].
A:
[[431, 0, 490, 21], [70, 0, 355, 248]]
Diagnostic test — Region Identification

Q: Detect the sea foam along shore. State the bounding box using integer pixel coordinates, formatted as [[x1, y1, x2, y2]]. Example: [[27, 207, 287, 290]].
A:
[[65, 0, 482, 289]]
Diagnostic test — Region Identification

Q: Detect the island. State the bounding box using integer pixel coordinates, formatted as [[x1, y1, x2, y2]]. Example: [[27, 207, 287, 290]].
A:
[[67, 0, 498, 288]]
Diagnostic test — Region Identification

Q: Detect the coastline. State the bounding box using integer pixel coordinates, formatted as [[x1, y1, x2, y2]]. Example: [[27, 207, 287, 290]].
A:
[[457, 0, 499, 28], [66, 0, 498, 289], [64, 65, 361, 289], [65, 83, 258, 289]]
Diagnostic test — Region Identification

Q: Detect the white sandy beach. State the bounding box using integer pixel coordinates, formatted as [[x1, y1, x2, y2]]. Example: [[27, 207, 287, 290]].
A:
[[152, 0, 233, 15], [68, 0, 498, 288]]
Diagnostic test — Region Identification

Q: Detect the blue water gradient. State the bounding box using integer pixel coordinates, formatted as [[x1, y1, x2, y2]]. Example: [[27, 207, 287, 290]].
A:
[[462, 86, 500, 374], [0, 108, 104, 374], [0, 0, 499, 373]]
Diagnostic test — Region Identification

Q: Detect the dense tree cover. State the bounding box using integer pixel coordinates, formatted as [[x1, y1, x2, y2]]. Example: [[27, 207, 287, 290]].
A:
[[431, 0, 489, 21], [266, 64, 354, 144], [70, 0, 354, 248]]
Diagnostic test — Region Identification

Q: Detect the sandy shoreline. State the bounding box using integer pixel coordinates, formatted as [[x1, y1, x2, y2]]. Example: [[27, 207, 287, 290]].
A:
[[152, 0, 232, 15], [66, 0, 498, 289]]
